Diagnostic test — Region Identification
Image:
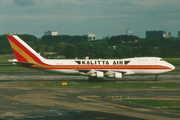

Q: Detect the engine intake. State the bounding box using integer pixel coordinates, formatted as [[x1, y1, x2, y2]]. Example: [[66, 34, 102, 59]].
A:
[[114, 73, 122, 79], [96, 71, 104, 78]]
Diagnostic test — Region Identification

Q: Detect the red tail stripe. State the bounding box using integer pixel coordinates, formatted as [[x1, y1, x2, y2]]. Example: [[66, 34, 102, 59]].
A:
[[8, 35, 48, 66], [12, 48, 29, 63]]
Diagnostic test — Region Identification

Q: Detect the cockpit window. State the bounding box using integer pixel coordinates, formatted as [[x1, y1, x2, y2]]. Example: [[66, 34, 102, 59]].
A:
[[160, 59, 164, 61]]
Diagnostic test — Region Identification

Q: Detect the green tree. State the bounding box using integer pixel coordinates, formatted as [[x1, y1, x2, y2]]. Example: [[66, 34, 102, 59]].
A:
[[63, 44, 77, 58], [160, 45, 172, 57], [132, 47, 142, 57], [140, 46, 150, 56], [54, 42, 67, 55], [114, 44, 133, 58], [36, 44, 46, 53]]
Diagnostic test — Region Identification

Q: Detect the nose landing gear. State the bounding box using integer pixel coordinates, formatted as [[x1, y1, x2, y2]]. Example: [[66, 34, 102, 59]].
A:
[[154, 75, 159, 81]]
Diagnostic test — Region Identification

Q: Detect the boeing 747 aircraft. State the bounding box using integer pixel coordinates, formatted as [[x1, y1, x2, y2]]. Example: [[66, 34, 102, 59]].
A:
[[7, 35, 175, 81]]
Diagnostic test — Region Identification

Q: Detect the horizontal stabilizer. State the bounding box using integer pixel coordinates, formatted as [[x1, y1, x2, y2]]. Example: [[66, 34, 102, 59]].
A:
[[9, 59, 36, 67], [15, 62, 36, 68], [14, 62, 36, 65]]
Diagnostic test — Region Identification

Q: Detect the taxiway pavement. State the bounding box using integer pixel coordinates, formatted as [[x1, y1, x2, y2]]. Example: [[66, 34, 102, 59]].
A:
[[0, 71, 180, 81], [0, 71, 180, 120]]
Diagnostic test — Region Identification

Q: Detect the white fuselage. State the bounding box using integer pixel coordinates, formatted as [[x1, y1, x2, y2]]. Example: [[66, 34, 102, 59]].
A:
[[33, 57, 175, 77]]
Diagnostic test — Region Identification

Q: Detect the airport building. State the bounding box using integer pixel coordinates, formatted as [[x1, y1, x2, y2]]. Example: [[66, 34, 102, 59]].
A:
[[44, 30, 58, 36], [88, 34, 96, 41], [146, 30, 171, 39], [163, 32, 171, 38], [83, 34, 96, 41]]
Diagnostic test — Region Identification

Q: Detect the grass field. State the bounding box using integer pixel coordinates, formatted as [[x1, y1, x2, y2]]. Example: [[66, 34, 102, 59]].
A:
[[0, 58, 33, 71], [163, 58, 180, 62], [0, 58, 9, 62], [23, 83, 180, 88], [0, 66, 33, 71], [122, 99, 180, 111], [173, 66, 180, 72]]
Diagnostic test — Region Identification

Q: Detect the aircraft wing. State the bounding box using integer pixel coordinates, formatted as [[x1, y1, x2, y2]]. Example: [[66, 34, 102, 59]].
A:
[[79, 69, 133, 79]]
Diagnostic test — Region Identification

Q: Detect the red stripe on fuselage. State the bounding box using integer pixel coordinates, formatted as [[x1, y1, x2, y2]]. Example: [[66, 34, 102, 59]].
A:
[[31, 65, 171, 70]]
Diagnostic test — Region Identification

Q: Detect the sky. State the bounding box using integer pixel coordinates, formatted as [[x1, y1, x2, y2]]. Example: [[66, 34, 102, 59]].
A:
[[0, 0, 180, 38]]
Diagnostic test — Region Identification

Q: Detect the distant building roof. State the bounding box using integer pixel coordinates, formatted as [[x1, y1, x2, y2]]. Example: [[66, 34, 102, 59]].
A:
[[146, 30, 171, 39], [44, 30, 58, 36]]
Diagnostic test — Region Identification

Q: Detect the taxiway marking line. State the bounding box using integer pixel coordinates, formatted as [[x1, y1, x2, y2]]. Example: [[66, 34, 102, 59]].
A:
[[0, 94, 142, 119], [0, 94, 94, 111], [58, 76, 67, 79], [1, 74, 16, 80], [4, 94, 150, 112], [79, 96, 180, 114], [78, 96, 150, 112]]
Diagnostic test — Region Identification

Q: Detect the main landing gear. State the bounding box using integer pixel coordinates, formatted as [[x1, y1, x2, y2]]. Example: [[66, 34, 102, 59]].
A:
[[154, 75, 159, 81]]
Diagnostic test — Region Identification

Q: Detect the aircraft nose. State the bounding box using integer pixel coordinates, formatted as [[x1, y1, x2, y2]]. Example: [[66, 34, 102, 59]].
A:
[[172, 65, 175, 70], [169, 63, 175, 70]]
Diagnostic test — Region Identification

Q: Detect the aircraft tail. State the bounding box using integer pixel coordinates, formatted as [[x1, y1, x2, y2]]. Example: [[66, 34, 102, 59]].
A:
[[7, 35, 45, 64]]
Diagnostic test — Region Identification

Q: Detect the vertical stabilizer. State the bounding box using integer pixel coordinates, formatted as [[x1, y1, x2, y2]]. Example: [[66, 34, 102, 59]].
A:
[[7, 35, 45, 64]]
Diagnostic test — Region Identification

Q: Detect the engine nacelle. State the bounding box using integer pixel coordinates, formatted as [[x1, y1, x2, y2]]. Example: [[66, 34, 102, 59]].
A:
[[107, 74, 115, 78], [96, 71, 104, 78], [114, 73, 122, 79], [89, 73, 96, 77]]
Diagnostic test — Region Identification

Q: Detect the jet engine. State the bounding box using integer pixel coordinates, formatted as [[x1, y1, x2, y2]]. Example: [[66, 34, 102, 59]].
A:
[[106, 72, 122, 79], [96, 71, 104, 78], [89, 71, 104, 78], [114, 73, 122, 79]]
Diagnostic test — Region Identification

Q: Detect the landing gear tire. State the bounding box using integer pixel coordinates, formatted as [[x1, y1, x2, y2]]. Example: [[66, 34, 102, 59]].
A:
[[154, 75, 159, 81]]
